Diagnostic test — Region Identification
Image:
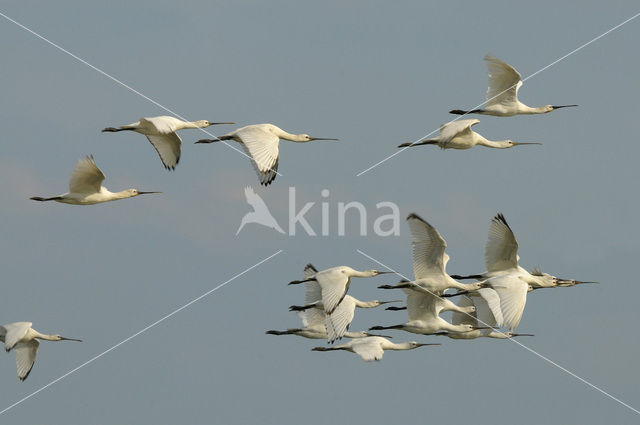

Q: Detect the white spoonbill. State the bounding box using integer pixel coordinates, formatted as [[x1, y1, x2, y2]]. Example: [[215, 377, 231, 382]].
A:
[[448, 290, 534, 339], [268, 265, 389, 340], [102, 116, 234, 170], [0, 322, 81, 381], [450, 54, 577, 116], [196, 123, 338, 186], [312, 336, 439, 362], [398, 119, 541, 150], [392, 213, 485, 294], [451, 213, 596, 289], [30, 155, 161, 205], [370, 288, 479, 335]]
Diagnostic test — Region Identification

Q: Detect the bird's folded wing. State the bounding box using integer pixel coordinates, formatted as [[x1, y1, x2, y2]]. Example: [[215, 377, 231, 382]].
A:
[[236, 127, 280, 185], [490, 277, 528, 331], [68, 156, 106, 194], [352, 340, 384, 362], [485, 54, 522, 106], [406, 291, 439, 322], [407, 213, 449, 279], [439, 119, 479, 146], [146, 133, 182, 170], [475, 288, 501, 328], [485, 213, 519, 273], [1, 322, 32, 351], [15, 339, 39, 381]]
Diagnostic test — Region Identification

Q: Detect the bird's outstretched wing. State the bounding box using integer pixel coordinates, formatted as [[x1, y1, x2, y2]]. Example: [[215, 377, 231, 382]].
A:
[[15, 339, 39, 381], [317, 270, 350, 315], [325, 296, 356, 343], [484, 54, 522, 107], [405, 291, 439, 322], [407, 213, 449, 279], [1, 322, 32, 351], [487, 274, 528, 331], [140, 117, 182, 170], [485, 213, 519, 273], [474, 288, 501, 328], [351, 338, 384, 362], [68, 156, 106, 194], [439, 119, 480, 147], [302, 265, 324, 328], [236, 126, 280, 186]]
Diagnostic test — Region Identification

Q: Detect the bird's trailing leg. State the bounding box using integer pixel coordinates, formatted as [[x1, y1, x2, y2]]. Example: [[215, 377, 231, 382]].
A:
[[449, 109, 485, 115], [369, 324, 403, 331], [101, 127, 135, 132], [398, 139, 438, 148], [289, 302, 320, 312], [265, 329, 298, 336], [385, 306, 407, 311], [288, 278, 316, 286], [30, 196, 63, 202], [450, 274, 484, 280], [195, 135, 233, 144]]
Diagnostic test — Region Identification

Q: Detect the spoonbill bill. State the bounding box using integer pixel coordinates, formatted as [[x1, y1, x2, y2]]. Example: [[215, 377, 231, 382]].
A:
[[102, 116, 234, 170], [0, 322, 81, 381], [450, 54, 577, 116], [196, 123, 338, 186], [398, 119, 541, 150], [30, 155, 161, 205], [312, 336, 439, 362]]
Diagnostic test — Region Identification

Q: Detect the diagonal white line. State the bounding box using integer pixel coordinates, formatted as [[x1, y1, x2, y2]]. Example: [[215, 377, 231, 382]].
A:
[[356, 248, 640, 416], [0, 249, 283, 417], [356, 11, 640, 177], [0, 10, 282, 178]]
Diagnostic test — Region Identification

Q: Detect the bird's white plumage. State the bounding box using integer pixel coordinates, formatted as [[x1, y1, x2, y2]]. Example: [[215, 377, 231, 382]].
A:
[[406, 291, 439, 322], [485, 54, 523, 107], [485, 213, 520, 273], [451, 296, 476, 327], [1, 322, 32, 351], [438, 119, 480, 148], [325, 296, 357, 343], [68, 156, 106, 194], [302, 265, 324, 328], [349, 337, 386, 362], [14, 340, 39, 381], [314, 268, 352, 315], [486, 274, 529, 330], [232, 126, 281, 185], [135, 116, 185, 170], [407, 214, 449, 279]]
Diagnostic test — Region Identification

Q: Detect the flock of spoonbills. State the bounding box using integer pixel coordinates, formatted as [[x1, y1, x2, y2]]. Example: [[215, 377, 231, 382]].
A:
[[267, 213, 595, 361], [8, 54, 585, 379]]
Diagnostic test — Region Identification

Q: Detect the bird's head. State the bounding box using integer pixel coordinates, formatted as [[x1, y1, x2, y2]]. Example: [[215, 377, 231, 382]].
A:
[[408, 341, 439, 348], [368, 270, 392, 277], [128, 189, 162, 198], [302, 134, 340, 142], [531, 267, 557, 286]]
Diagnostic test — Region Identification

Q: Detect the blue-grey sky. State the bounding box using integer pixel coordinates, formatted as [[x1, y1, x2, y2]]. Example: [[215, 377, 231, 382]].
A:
[[1, 1, 639, 424]]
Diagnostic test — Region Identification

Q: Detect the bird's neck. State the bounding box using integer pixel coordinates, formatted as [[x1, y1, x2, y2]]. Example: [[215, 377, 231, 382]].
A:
[[488, 332, 510, 339], [354, 300, 379, 308], [478, 138, 511, 149], [351, 270, 374, 278], [388, 342, 414, 351], [282, 132, 307, 142], [179, 121, 204, 130], [519, 104, 547, 115], [113, 190, 135, 200], [32, 331, 58, 341]]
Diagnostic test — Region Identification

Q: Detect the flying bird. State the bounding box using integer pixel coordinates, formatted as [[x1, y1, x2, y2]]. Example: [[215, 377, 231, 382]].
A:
[[236, 186, 285, 235], [398, 119, 541, 150], [450, 54, 577, 116], [389, 213, 485, 294], [288, 265, 390, 343], [451, 213, 596, 289], [0, 322, 81, 381], [102, 116, 234, 170], [268, 265, 389, 340], [370, 288, 479, 336], [312, 336, 439, 362], [30, 155, 161, 205], [196, 123, 338, 186]]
